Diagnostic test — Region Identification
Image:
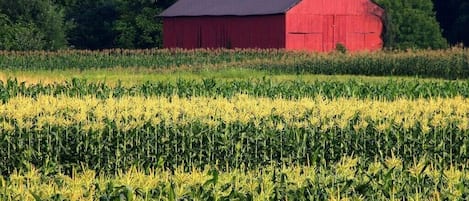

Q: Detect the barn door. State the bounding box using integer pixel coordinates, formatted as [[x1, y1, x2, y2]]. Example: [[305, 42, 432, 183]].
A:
[[335, 15, 347, 48], [323, 15, 335, 51], [323, 15, 347, 51]]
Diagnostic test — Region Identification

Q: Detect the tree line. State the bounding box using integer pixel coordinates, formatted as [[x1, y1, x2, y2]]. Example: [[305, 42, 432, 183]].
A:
[[0, 0, 467, 51]]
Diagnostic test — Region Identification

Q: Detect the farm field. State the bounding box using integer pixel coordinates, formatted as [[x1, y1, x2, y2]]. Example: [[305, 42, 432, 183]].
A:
[[1, 49, 469, 200], [1, 67, 451, 86]]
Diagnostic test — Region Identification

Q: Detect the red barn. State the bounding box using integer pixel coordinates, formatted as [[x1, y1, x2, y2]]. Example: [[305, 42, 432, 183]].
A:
[[161, 0, 384, 52]]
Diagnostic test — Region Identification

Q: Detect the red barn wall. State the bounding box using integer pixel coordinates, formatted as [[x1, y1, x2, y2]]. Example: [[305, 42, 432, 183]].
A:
[[286, 0, 384, 51], [163, 15, 285, 49]]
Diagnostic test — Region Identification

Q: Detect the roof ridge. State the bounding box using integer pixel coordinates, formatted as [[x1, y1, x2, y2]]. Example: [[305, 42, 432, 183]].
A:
[[160, 0, 302, 17]]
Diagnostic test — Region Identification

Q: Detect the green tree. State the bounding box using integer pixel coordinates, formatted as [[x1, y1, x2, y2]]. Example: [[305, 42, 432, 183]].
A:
[[0, 0, 68, 50], [61, 0, 119, 49], [0, 14, 15, 50], [375, 0, 447, 49], [54, 0, 177, 49], [0, 14, 47, 51], [113, 0, 162, 49], [155, 0, 178, 9]]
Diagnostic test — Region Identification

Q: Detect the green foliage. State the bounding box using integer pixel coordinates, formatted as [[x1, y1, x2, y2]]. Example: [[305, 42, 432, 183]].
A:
[[114, 0, 163, 49], [0, 14, 46, 51], [57, 0, 164, 49], [375, 0, 448, 49], [0, 0, 68, 50], [335, 43, 347, 53], [155, 0, 178, 9], [63, 0, 119, 49]]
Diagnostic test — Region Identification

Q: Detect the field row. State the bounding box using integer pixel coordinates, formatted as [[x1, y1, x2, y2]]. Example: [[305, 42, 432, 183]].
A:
[[0, 48, 468, 79], [1, 95, 468, 173], [3, 157, 469, 201], [1, 78, 469, 102]]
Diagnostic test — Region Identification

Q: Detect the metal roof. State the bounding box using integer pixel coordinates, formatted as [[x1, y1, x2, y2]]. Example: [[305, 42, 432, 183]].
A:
[[160, 0, 302, 17]]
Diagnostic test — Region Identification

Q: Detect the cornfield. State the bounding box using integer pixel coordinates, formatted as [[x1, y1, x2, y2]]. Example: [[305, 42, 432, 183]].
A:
[[1, 78, 469, 102], [0, 48, 468, 79], [1, 48, 469, 200], [2, 157, 469, 200], [1, 95, 469, 174]]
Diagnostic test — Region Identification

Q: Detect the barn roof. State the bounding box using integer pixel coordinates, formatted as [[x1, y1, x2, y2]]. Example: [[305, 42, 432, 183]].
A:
[[160, 0, 302, 17]]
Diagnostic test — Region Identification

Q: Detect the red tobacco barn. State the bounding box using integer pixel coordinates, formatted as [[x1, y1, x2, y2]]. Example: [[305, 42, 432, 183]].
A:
[[161, 0, 384, 52]]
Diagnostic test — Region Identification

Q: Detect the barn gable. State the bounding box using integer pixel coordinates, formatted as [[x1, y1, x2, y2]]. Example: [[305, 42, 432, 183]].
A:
[[286, 0, 384, 51]]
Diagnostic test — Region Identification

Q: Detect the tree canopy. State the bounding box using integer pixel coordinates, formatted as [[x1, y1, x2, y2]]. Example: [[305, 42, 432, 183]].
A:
[[375, 0, 448, 49], [0, 0, 67, 50]]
